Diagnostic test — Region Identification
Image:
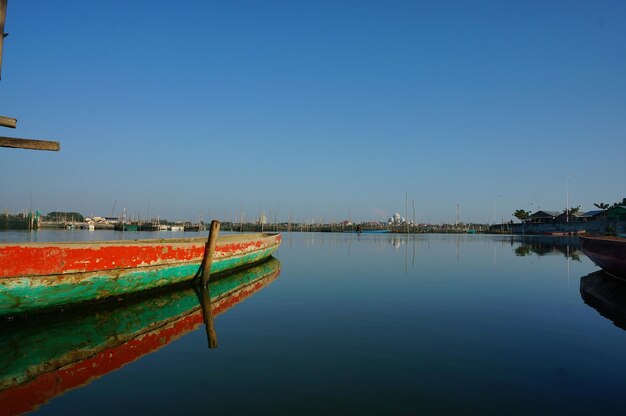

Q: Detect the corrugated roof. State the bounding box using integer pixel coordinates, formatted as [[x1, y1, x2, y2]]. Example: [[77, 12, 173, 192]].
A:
[[581, 210, 603, 217], [531, 210, 560, 217]]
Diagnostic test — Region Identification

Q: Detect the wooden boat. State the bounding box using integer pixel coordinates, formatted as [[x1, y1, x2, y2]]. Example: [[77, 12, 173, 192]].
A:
[[344, 229, 391, 234], [579, 235, 626, 280], [113, 222, 139, 231], [137, 223, 159, 231], [0, 258, 281, 416], [543, 230, 586, 236], [0, 232, 281, 315]]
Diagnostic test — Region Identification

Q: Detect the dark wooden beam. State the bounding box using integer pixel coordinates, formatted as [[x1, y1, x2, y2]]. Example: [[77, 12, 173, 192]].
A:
[[0, 0, 6, 80], [0, 136, 60, 151], [0, 115, 16, 128]]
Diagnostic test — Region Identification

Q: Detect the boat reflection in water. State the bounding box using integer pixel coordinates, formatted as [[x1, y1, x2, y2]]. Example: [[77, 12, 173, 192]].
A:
[[0, 257, 281, 416], [580, 270, 626, 330]]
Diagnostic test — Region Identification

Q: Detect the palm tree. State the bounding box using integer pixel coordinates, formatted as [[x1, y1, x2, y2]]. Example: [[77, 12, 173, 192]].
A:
[[611, 199, 625, 208], [513, 209, 531, 222], [562, 205, 580, 222], [594, 202, 610, 219]]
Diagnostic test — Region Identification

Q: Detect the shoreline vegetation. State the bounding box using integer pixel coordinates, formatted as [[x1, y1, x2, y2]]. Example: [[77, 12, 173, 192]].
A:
[[3, 210, 625, 235], [1, 211, 486, 234], [3, 218, 489, 234]]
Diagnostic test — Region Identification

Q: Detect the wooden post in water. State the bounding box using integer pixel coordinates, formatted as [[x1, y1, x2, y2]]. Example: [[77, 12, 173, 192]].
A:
[[200, 220, 221, 287], [198, 220, 220, 349]]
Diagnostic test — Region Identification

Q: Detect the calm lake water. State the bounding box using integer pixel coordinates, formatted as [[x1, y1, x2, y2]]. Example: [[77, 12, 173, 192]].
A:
[[1, 230, 626, 415]]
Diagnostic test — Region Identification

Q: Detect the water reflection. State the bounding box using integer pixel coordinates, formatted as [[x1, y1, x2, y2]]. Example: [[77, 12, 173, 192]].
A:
[[512, 236, 582, 260], [0, 258, 280, 415], [293, 232, 585, 257], [286, 233, 587, 279], [580, 271, 626, 330]]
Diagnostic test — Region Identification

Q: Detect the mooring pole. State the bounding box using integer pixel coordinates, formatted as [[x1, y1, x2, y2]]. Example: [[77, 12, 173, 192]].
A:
[[200, 220, 221, 287]]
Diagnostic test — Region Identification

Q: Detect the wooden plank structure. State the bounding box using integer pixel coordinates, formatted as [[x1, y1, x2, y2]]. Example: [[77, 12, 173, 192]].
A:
[[0, 0, 62, 151], [0, 136, 60, 151], [0, 115, 15, 128]]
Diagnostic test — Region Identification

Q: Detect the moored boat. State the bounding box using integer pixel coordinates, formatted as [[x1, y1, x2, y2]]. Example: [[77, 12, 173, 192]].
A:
[[138, 223, 159, 231], [543, 230, 586, 236], [113, 222, 138, 231], [344, 229, 391, 234], [0, 232, 281, 315], [579, 235, 626, 280]]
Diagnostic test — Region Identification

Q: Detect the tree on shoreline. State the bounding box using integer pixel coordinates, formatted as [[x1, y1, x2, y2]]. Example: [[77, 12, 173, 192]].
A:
[[562, 205, 580, 216], [513, 209, 531, 222], [594, 202, 610, 218]]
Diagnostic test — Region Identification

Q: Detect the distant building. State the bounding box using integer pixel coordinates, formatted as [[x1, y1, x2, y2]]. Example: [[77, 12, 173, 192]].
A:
[[579, 210, 604, 221], [528, 211, 560, 223], [526, 201, 625, 224], [556, 211, 590, 223], [388, 213, 408, 225]]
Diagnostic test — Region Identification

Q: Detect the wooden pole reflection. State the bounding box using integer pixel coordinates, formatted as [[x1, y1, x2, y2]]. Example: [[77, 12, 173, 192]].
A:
[[196, 284, 218, 349]]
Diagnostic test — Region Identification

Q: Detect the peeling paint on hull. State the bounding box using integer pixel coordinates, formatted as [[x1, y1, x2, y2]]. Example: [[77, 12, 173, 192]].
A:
[[0, 233, 281, 315], [0, 258, 281, 416]]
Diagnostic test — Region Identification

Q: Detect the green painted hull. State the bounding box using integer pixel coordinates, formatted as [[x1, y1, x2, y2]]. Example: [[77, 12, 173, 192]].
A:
[[0, 245, 279, 316]]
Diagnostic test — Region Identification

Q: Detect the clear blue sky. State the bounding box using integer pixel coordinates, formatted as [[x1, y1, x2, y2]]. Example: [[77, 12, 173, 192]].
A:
[[1, 1, 625, 224]]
